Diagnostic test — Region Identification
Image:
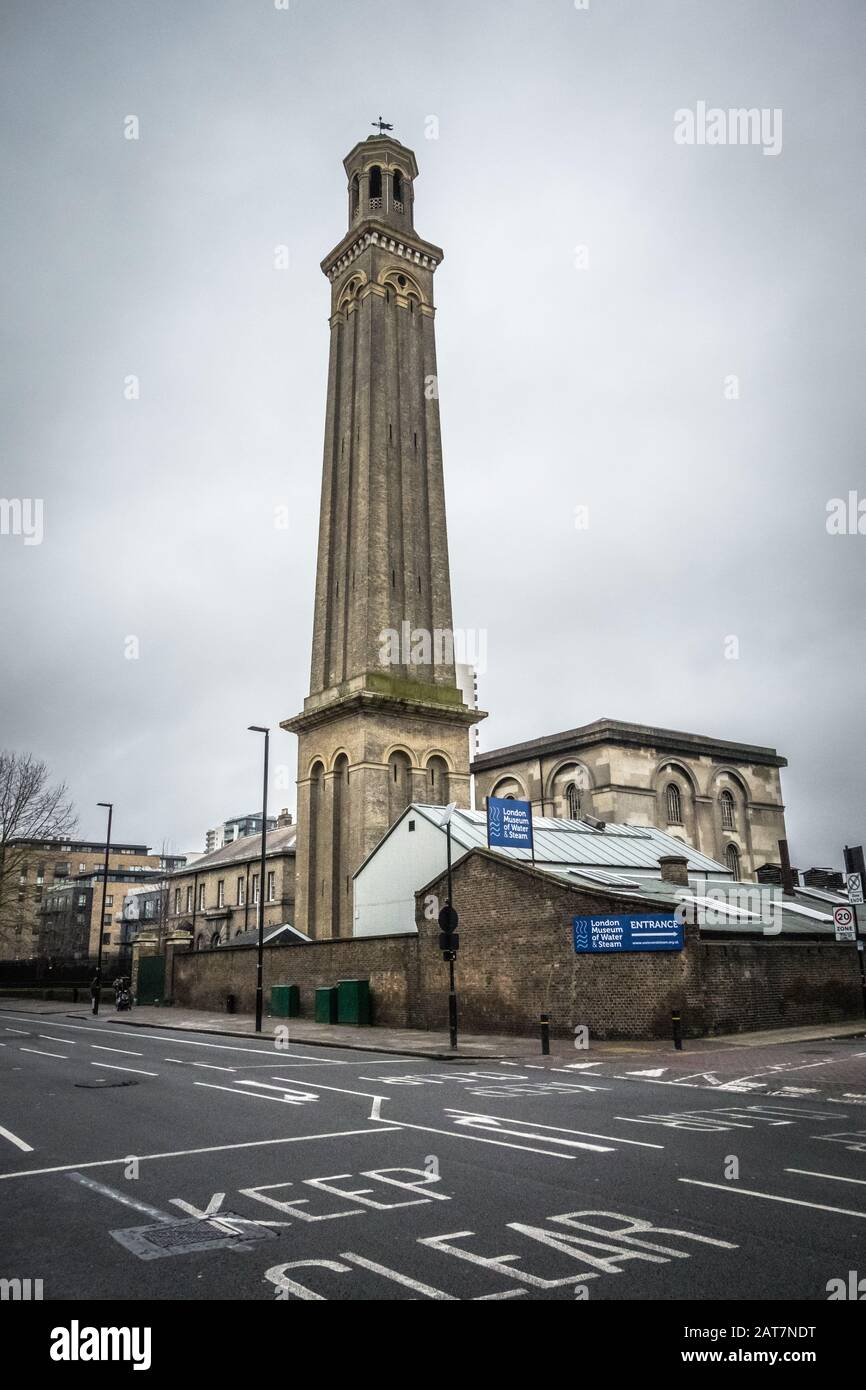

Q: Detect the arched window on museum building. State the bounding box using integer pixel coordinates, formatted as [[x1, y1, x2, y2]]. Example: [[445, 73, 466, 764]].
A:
[[720, 789, 735, 830], [565, 783, 580, 820], [725, 843, 741, 877], [666, 783, 683, 825]]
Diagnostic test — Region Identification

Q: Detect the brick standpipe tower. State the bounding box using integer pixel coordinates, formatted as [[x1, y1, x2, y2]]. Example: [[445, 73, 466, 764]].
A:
[[283, 134, 485, 939]]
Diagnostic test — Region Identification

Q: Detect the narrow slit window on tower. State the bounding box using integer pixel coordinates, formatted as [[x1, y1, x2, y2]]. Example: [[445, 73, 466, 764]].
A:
[[369, 165, 382, 206], [351, 174, 360, 219], [391, 568, 396, 588], [393, 169, 404, 207]]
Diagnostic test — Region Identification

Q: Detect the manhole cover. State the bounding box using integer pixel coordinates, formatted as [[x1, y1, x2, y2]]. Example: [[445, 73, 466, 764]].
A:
[[111, 1215, 276, 1260]]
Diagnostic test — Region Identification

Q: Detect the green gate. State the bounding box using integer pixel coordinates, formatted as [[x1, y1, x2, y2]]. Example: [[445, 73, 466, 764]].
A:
[[137, 955, 166, 1005]]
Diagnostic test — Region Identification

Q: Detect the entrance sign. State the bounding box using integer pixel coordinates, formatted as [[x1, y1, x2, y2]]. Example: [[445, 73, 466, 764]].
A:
[[487, 797, 534, 852], [834, 905, 857, 942], [573, 914, 684, 954]]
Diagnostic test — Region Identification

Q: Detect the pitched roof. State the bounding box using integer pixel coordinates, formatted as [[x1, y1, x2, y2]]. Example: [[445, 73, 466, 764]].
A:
[[168, 825, 296, 876], [398, 804, 730, 875], [471, 717, 787, 770]]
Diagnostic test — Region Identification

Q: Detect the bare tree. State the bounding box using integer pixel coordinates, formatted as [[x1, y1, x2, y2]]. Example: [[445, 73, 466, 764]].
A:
[[0, 751, 77, 954]]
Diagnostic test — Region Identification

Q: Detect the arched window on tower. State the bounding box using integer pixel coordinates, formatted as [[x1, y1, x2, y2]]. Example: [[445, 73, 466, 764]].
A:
[[666, 783, 682, 825], [720, 789, 735, 830], [351, 174, 360, 219], [369, 165, 382, 210], [565, 783, 580, 821], [393, 168, 404, 211], [725, 843, 741, 877], [388, 750, 412, 823], [427, 756, 449, 807]]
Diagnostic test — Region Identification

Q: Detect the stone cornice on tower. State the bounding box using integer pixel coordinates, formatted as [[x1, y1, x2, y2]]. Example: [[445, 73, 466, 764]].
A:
[[321, 220, 443, 282]]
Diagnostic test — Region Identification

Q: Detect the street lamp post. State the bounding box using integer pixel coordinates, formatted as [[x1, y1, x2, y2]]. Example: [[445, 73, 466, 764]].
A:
[[248, 727, 270, 1033], [93, 802, 113, 1017]]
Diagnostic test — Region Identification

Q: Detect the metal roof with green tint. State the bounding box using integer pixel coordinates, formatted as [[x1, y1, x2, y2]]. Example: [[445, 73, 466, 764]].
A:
[[412, 805, 730, 876]]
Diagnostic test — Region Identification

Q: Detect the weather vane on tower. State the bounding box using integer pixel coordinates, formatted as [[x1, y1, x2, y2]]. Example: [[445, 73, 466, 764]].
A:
[[372, 116, 394, 135]]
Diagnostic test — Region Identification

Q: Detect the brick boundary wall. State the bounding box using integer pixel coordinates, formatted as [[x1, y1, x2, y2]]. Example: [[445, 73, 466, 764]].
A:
[[170, 851, 863, 1039], [172, 932, 420, 1027]]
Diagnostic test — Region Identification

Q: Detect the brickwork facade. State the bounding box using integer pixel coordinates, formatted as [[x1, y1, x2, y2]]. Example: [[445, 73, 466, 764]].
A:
[[171, 850, 862, 1038]]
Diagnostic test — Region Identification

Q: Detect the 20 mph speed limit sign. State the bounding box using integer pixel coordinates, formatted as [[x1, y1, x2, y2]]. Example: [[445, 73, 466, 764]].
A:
[[834, 905, 857, 942]]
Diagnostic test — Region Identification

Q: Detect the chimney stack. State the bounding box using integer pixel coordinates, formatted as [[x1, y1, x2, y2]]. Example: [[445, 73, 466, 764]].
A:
[[778, 839, 797, 896], [658, 855, 689, 887], [277, 808, 293, 828]]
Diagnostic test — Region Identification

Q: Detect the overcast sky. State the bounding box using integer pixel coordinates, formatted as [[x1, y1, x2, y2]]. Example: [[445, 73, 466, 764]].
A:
[[1, 0, 863, 865]]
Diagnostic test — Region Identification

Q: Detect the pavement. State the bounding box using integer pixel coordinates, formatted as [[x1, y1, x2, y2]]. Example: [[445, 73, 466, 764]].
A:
[[1, 1000, 865, 1302], [2, 995, 863, 1061]]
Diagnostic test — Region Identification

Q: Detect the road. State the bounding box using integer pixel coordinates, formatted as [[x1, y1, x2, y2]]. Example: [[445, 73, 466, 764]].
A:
[[1, 1008, 865, 1302]]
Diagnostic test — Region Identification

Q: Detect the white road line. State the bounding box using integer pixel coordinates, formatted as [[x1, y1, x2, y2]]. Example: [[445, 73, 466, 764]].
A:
[[0, 1127, 404, 1183], [370, 1097, 383, 1121], [785, 1168, 866, 1187], [67, 1172, 175, 1222], [374, 1116, 575, 1160], [164, 1059, 237, 1073], [40, 1035, 78, 1045], [91, 1045, 144, 1057], [268, 1076, 384, 1102], [20, 1047, 67, 1059], [445, 1107, 664, 1149], [195, 1082, 309, 1106], [340, 1252, 457, 1299], [0, 1124, 34, 1153], [0, 1015, 341, 1060], [92, 1062, 158, 1078], [447, 1116, 612, 1153], [678, 1178, 866, 1219]]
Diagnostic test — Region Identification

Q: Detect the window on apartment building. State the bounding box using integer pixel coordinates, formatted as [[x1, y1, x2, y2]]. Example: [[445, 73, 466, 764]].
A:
[[106, 895, 113, 907], [267, 871, 275, 902], [252, 874, 260, 904], [186, 887, 193, 913], [174, 888, 181, 914], [217, 881, 225, 908], [54, 863, 70, 879], [19, 868, 27, 883], [237, 877, 245, 906], [198, 884, 206, 911], [103, 916, 112, 926], [79, 862, 86, 872], [77, 894, 86, 906], [145, 900, 154, 918], [102, 932, 111, 944]]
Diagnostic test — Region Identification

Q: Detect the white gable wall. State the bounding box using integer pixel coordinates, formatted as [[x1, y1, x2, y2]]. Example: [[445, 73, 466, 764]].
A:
[[353, 810, 466, 937]]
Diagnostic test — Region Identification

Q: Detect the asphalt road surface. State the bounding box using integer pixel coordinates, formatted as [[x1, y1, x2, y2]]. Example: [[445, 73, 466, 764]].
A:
[[2, 1009, 865, 1302]]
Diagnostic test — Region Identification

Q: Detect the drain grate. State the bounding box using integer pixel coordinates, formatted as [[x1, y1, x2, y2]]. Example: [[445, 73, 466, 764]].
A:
[[111, 1215, 277, 1260]]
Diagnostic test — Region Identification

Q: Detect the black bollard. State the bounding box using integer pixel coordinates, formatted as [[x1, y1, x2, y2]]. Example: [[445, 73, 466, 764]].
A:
[[540, 1014, 550, 1056], [672, 1010, 683, 1051]]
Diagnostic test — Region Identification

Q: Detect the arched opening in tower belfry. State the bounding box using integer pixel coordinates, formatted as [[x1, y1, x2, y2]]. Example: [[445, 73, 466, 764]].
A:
[[369, 165, 382, 206]]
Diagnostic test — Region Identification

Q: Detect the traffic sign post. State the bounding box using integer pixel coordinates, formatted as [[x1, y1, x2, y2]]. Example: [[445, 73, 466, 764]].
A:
[[833, 905, 856, 942], [842, 852, 866, 1018], [440, 804, 459, 1049]]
